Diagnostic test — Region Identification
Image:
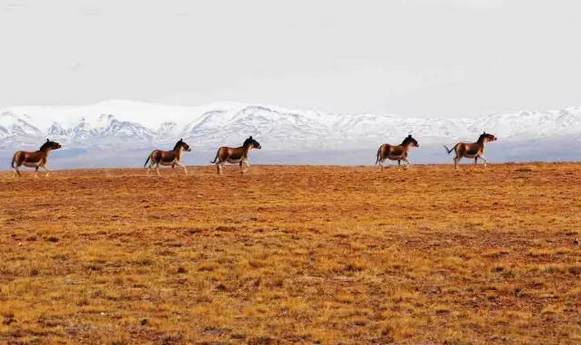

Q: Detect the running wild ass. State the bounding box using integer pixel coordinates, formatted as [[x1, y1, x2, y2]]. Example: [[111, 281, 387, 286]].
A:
[[144, 139, 192, 176], [211, 136, 261, 175], [444, 132, 497, 169], [375, 134, 419, 170], [11, 139, 62, 177]]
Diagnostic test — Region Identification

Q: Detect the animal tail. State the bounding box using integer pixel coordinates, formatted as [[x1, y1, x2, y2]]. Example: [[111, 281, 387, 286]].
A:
[[210, 150, 219, 164], [11, 152, 17, 168], [144, 155, 151, 168], [443, 144, 458, 155], [375, 146, 381, 165]]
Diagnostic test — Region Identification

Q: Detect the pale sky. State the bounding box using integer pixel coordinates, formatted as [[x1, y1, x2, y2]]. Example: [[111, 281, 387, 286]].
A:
[[1, 0, 580, 117]]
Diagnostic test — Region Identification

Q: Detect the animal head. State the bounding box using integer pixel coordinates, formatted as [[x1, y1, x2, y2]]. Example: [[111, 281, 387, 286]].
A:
[[243, 136, 261, 150], [402, 134, 419, 148], [39, 139, 62, 151], [174, 138, 192, 152], [479, 132, 497, 143]]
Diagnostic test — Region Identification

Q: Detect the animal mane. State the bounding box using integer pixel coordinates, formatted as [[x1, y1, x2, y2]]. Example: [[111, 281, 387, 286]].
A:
[[173, 140, 183, 151], [400, 135, 414, 146], [39, 140, 52, 151]]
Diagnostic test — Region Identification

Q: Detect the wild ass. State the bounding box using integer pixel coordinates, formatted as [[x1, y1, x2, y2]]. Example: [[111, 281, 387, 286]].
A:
[[11, 139, 62, 177], [211, 136, 261, 175], [444, 132, 497, 169], [144, 139, 191, 176], [375, 134, 419, 170]]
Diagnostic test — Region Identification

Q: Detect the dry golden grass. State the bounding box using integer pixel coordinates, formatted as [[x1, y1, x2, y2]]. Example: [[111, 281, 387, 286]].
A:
[[0, 163, 580, 344]]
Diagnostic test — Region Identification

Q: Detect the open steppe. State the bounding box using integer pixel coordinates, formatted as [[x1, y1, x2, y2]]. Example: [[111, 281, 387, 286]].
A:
[[0, 163, 580, 344]]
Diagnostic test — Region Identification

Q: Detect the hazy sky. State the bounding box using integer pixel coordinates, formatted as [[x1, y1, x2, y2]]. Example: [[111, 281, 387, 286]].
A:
[[1, 0, 580, 117]]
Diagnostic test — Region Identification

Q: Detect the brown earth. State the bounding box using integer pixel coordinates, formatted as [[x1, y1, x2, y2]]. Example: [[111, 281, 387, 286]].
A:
[[0, 163, 580, 344]]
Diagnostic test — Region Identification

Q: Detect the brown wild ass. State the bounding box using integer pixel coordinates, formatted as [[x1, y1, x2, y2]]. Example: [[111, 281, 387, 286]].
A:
[[211, 136, 261, 175], [11, 139, 62, 177], [144, 139, 191, 176], [375, 134, 419, 170], [444, 132, 497, 169]]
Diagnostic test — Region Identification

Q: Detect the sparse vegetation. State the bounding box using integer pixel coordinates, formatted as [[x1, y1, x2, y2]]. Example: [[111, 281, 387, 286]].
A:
[[0, 164, 580, 344]]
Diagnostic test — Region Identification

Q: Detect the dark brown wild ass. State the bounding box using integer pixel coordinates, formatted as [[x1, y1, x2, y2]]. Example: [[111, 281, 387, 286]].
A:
[[211, 136, 261, 175], [11, 139, 62, 177], [145, 139, 191, 176], [444, 132, 497, 169], [375, 134, 419, 170]]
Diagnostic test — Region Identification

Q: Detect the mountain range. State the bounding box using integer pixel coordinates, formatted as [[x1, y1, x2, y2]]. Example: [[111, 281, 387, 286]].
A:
[[1, 100, 580, 168]]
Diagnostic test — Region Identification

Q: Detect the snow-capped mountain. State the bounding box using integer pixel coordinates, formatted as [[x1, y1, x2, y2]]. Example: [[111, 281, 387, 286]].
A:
[[2, 100, 580, 149], [1, 100, 580, 167], [0, 113, 42, 139]]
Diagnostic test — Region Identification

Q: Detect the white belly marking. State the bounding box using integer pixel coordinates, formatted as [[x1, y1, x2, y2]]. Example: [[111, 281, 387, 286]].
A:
[[23, 162, 41, 168]]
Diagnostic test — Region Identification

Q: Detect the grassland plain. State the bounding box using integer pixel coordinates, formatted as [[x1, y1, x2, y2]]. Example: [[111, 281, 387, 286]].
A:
[[0, 163, 580, 345]]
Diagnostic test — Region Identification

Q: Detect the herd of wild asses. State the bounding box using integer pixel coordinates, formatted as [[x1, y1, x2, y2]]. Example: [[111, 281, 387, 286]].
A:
[[9, 133, 497, 177]]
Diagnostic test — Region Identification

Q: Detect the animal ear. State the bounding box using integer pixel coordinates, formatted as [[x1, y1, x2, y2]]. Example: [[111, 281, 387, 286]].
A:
[[250, 136, 253, 139], [46, 138, 49, 142]]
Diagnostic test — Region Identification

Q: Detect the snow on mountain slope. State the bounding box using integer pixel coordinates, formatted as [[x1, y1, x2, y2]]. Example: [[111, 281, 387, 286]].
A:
[[1, 101, 581, 151], [468, 106, 581, 140], [0, 112, 42, 139]]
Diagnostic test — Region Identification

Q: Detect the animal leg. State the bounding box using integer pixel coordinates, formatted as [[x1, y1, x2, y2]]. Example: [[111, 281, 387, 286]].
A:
[[479, 155, 488, 167], [148, 162, 156, 175], [175, 161, 188, 175], [242, 160, 251, 174], [155, 163, 161, 177], [13, 166, 21, 177], [454, 156, 460, 169], [398, 160, 401, 168], [379, 160, 384, 171], [34, 167, 40, 178], [41, 165, 51, 177], [404, 159, 411, 168], [474, 157, 478, 166]]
